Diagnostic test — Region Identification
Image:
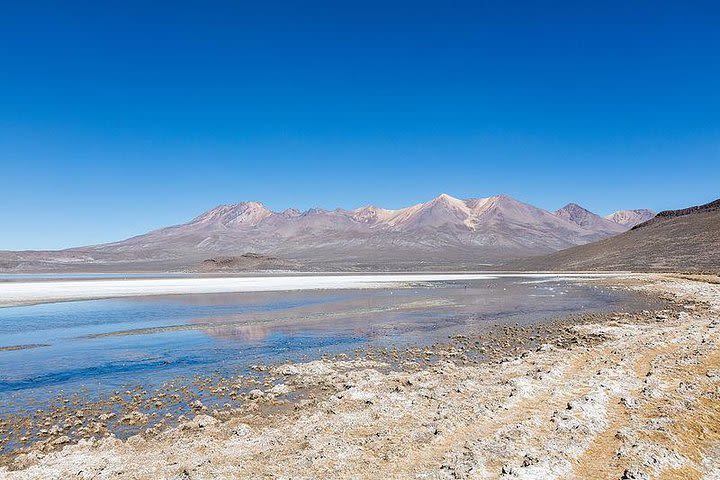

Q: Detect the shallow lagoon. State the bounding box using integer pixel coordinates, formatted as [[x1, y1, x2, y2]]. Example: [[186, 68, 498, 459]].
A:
[[0, 275, 651, 411]]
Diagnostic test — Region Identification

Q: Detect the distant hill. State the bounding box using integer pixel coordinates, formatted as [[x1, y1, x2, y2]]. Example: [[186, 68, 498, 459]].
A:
[[555, 203, 626, 234], [192, 254, 302, 272], [0, 194, 643, 272], [604, 209, 656, 228], [509, 199, 720, 273]]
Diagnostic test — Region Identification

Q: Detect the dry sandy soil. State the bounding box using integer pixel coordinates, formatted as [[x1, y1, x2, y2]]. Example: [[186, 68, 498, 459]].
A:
[[2, 274, 719, 479]]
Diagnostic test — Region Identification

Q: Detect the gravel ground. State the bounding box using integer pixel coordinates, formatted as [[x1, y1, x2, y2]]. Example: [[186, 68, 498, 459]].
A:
[[1, 274, 719, 479]]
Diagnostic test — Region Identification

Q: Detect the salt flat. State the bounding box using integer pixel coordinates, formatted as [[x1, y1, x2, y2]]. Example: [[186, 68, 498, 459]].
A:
[[0, 272, 625, 307]]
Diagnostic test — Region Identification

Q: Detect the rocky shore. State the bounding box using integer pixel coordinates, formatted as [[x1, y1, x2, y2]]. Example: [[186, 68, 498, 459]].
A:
[[1, 274, 719, 479]]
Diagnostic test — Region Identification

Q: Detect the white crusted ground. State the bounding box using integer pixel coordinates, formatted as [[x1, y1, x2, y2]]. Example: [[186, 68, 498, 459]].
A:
[[0, 272, 625, 307]]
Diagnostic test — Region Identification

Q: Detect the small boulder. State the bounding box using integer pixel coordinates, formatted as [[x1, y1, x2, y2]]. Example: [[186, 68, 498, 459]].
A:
[[120, 411, 148, 426], [621, 469, 649, 480]]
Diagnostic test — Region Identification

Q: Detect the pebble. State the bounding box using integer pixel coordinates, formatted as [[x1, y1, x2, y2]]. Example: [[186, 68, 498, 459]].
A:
[[621, 469, 649, 480]]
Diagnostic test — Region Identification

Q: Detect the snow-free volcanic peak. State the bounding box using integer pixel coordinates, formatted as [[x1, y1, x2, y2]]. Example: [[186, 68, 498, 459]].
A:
[[0, 194, 647, 272]]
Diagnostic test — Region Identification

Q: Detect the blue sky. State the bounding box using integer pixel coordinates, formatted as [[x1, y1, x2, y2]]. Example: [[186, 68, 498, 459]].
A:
[[1, 1, 718, 250]]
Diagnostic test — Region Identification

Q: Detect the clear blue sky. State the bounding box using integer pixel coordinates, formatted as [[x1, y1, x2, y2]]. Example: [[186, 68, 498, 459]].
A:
[[1, 1, 718, 250]]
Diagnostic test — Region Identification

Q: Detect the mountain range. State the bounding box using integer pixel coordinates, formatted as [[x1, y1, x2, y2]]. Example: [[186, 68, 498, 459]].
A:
[[0, 194, 654, 272], [509, 198, 719, 273]]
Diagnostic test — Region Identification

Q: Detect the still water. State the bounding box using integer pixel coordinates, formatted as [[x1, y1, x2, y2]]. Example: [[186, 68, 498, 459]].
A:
[[0, 276, 646, 408]]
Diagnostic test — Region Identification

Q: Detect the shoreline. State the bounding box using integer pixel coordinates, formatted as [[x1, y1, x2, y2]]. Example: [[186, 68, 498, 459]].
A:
[[0, 272, 630, 308], [0, 293, 650, 459], [2, 273, 718, 478]]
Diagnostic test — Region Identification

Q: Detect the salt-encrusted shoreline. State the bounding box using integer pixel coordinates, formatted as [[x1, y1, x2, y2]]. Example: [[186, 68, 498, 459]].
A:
[[2, 274, 719, 479], [0, 272, 628, 307]]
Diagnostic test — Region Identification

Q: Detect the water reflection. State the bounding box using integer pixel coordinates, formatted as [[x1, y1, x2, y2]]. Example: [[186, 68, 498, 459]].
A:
[[0, 277, 650, 406]]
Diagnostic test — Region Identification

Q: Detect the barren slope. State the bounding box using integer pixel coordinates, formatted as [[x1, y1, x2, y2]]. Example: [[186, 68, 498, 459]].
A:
[[510, 199, 720, 273]]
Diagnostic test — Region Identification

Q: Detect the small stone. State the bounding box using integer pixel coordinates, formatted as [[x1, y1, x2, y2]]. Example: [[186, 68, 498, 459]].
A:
[[268, 383, 291, 396], [120, 411, 148, 426], [190, 414, 218, 429], [621, 469, 649, 480], [621, 397, 639, 409], [50, 436, 71, 447]]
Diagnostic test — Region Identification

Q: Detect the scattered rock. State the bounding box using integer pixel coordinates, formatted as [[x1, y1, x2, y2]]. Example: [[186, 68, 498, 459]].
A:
[[621, 469, 649, 480], [249, 389, 264, 400], [268, 383, 292, 396], [620, 397, 639, 409], [50, 436, 70, 447], [120, 411, 148, 426]]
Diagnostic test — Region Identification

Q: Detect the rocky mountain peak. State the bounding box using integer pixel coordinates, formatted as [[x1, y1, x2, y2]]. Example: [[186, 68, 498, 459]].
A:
[[191, 201, 273, 227], [556, 203, 598, 226], [555, 203, 626, 233], [605, 209, 656, 228], [281, 208, 302, 218]]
